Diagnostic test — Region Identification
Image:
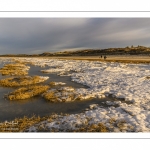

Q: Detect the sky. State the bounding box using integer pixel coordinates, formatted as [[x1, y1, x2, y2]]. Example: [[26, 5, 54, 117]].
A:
[[0, 18, 150, 54]]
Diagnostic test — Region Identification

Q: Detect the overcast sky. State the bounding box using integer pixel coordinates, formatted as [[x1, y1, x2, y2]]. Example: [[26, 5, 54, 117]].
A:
[[0, 18, 150, 54]]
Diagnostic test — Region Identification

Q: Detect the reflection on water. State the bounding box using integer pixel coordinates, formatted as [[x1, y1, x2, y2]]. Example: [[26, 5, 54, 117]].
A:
[[0, 62, 126, 122], [0, 63, 96, 122]]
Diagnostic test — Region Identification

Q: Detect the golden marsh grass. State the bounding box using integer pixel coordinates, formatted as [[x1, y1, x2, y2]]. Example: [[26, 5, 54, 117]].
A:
[[0, 114, 108, 132], [0, 63, 29, 76], [49, 82, 56, 86], [43, 86, 79, 102], [7, 85, 50, 100], [13, 59, 35, 65], [73, 123, 108, 132], [0, 115, 49, 132], [0, 76, 48, 87], [49, 82, 66, 86]]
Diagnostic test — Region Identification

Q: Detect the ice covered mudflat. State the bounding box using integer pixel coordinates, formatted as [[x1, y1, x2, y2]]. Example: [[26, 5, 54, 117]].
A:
[[1, 57, 150, 132]]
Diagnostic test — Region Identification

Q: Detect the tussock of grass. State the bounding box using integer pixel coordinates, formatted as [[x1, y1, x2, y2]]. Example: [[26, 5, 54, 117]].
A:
[[0, 76, 49, 87], [0, 115, 49, 132], [43, 86, 80, 102], [49, 82, 66, 86], [4, 63, 27, 68], [108, 118, 133, 132], [73, 123, 108, 132], [49, 82, 56, 86], [0, 114, 61, 132], [7, 85, 50, 100], [145, 76, 150, 79], [42, 90, 58, 102], [13, 59, 35, 65], [0, 63, 29, 76], [0, 113, 108, 132]]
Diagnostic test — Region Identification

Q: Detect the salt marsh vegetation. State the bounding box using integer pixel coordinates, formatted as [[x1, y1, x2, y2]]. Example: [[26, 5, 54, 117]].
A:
[[0, 76, 49, 87], [0, 63, 29, 76], [0, 57, 150, 132], [7, 85, 50, 100], [43, 86, 80, 102]]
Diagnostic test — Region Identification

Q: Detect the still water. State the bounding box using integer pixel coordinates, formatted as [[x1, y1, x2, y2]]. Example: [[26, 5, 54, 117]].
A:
[[0, 63, 123, 122]]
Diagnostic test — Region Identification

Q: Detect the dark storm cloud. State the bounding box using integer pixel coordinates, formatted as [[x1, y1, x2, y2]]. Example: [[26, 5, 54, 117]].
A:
[[0, 18, 150, 54]]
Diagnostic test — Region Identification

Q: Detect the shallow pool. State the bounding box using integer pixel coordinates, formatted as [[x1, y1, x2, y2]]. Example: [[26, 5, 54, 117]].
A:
[[0, 62, 127, 122]]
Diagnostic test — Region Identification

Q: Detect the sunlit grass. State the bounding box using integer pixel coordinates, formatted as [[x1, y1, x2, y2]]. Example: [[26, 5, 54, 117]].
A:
[[0, 63, 29, 76], [13, 59, 35, 65], [7, 85, 50, 100], [0, 114, 109, 132], [145, 76, 150, 79], [0, 115, 49, 132], [0, 76, 48, 87], [73, 123, 108, 132], [49, 82, 56, 86], [43, 86, 80, 102]]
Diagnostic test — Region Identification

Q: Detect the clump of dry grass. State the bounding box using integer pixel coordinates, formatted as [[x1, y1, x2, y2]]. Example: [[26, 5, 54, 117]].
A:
[[7, 85, 50, 100], [0, 115, 49, 132], [13, 59, 35, 65], [0, 113, 62, 132], [0, 113, 109, 132], [43, 90, 57, 102], [145, 76, 150, 79], [49, 82, 56, 86], [43, 86, 80, 102], [0, 76, 49, 87], [108, 118, 134, 132], [109, 118, 116, 124], [49, 82, 66, 86], [73, 123, 108, 132], [0, 63, 29, 76]]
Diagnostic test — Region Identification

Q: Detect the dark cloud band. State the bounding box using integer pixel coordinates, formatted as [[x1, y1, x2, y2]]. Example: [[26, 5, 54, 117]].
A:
[[0, 18, 149, 54]]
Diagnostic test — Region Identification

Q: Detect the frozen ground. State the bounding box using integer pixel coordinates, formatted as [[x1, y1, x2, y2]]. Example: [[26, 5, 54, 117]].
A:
[[0, 57, 150, 132]]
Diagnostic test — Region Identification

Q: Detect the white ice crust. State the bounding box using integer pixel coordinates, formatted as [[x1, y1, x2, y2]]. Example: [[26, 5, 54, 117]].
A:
[[1, 57, 150, 132]]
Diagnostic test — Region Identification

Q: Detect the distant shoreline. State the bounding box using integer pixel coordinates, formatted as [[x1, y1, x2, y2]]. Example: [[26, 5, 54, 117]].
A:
[[50, 55, 150, 64], [0, 55, 150, 64], [1, 45, 150, 58]]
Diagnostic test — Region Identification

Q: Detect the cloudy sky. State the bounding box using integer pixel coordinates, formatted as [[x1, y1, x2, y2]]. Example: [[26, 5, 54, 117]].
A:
[[0, 18, 150, 54]]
